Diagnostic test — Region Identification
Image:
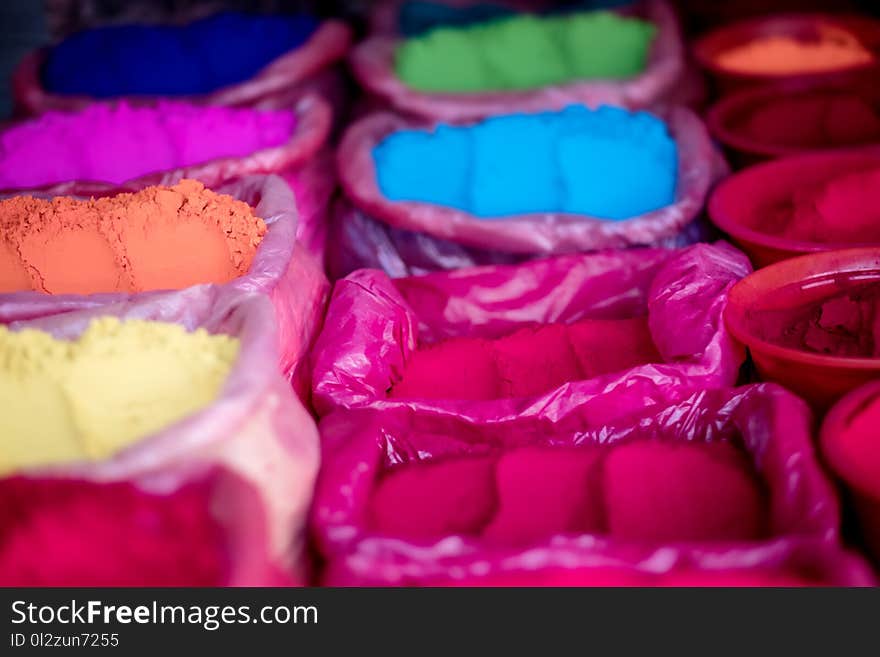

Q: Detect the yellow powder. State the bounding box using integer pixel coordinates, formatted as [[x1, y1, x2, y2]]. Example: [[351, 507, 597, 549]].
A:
[[0, 317, 239, 475]]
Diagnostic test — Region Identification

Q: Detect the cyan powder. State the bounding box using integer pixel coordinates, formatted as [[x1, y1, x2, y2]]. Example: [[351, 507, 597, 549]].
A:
[[43, 12, 319, 98], [374, 105, 678, 220]]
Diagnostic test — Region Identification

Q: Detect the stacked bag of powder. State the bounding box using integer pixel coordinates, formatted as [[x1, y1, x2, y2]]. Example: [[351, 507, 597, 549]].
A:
[[329, 104, 725, 278], [312, 242, 750, 423], [11, 11, 353, 118], [0, 293, 319, 586], [0, 177, 328, 399], [351, 0, 685, 121], [0, 95, 335, 263], [312, 384, 874, 586]]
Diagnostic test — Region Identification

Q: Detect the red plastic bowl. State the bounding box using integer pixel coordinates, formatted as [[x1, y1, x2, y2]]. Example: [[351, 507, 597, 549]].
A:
[[706, 80, 880, 168], [692, 13, 880, 95], [708, 147, 880, 268], [725, 248, 880, 411], [821, 381, 880, 563]]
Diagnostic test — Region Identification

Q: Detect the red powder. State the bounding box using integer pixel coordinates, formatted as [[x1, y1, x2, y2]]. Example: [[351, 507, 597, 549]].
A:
[[0, 477, 228, 586], [828, 395, 880, 498], [389, 317, 660, 401], [603, 441, 766, 542]]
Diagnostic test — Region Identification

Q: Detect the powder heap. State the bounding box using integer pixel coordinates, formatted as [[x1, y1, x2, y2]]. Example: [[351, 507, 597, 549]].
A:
[[764, 166, 880, 244], [750, 280, 880, 358], [390, 317, 660, 401], [375, 105, 678, 220], [368, 441, 766, 544], [0, 179, 267, 295], [826, 393, 880, 500], [0, 101, 295, 189], [394, 10, 656, 93], [0, 477, 227, 586], [0, 317, 239, 475], [43, 12, 319, 98], [738, 91, 880, 149], [715, 25, 874, 75]]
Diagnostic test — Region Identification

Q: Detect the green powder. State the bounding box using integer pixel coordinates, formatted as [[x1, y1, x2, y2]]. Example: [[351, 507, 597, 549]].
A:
[[395, 11, 657, 93]]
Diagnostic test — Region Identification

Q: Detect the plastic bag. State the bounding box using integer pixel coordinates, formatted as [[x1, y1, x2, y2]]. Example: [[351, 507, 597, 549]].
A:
[[12, 20, 353, 117], [1, 292, 320, 586], [0, 174, 329, 397], [312, 242, 750, 422], [351, 0, 684, 121], [312, 383, 874, 586], [328, 105, 725, 278]]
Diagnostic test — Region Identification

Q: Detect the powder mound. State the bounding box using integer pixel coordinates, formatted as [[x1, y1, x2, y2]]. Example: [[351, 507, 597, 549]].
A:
[[0, 317, 239, 475], [0, 179, 267, 294], [0, 101, 295, 189], [0, 477, 227, 586], [395, 10, 656, 93], [828, 394, 880, 498], [375, 105, 678, 220], [43, 11, 320, 98], [715, 25, 874, 75], [389, 316, 660, 401]]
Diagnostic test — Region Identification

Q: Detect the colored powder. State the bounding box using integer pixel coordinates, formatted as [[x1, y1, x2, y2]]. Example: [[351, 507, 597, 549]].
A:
[[0, 317, 239, 476], [739, 92, 880, 149], [603, 441, 767, 542], [748, 279, 880, 358], [389, 317, 660, 401], [0, 477, 227, 586], [394, 10, 656, 92], [715, 25, 874, 75], [43, 12, 320, 98], [374, 105, 678, 220], [0, 179, 266, 294], [828, 395, 880, 498], [0, 101, 295, 189]]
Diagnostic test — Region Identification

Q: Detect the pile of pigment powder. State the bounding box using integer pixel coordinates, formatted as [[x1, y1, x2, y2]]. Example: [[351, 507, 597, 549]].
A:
[[0, 179, 267, 295], [0, 317, 239, 475], [763, 166, 880, 243], [0, 101, 295, 189], [749, 279, 880, 358], [390, 317, 661, 401], [394, 10, 656, 93], [736, 91, 880, 149], [715, 25, 874, 75], [374, 105, 678, 220], [42, 11, 319, 97], [368, 441, 767, 544], [825, 394, 880, 499]]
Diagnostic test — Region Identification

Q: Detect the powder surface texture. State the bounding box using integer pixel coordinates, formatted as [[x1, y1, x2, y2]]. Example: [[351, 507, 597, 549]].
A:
[[0, 101, 295, 189], [829, 395, 880, 498], [0, 477, 227, 586], [0, 179, 267, 294], [0, 317, 239, 475], [375, 105, 678, 220], [715, 25, 874, 75], [43, 12, 320, 97], [389, 316, 661, 401], [394, 10, 656, 93]]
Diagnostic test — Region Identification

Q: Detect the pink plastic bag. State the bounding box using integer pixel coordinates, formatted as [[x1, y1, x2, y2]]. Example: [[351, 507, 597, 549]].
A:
[[12, 20, 353, 117], [329, 105, 726, 278], [0, 174, 329, 397], [2, 292, 320, 586], [350, 0, 684, 121], [312, 242, 750, 423], [312, 383, 874, 586]]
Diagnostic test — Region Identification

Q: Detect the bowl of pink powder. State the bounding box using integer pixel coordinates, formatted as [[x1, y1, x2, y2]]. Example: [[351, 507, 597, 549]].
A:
[[822, 380, 880, 563], [725, 247, 880, 409], [709, 148, 880, 267], [693, 13, 880, 95]]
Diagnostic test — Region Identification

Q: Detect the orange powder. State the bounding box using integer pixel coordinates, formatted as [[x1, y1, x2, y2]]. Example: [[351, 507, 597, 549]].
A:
[[716, 25, 874, 75], [0, 180, 266, 295]]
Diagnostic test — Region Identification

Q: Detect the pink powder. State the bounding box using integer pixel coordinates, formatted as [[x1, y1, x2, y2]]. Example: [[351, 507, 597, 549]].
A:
[[493, 324, 583, 398], [0, 101, 295, 189]]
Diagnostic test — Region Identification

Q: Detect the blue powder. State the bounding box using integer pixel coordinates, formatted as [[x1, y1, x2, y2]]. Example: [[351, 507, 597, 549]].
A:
[[43, 12, 319, 98], [373, 105, 678, 221]]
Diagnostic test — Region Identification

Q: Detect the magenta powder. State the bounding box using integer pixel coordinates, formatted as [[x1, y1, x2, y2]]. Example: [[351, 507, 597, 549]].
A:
[[0, 101, 296, 189]]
